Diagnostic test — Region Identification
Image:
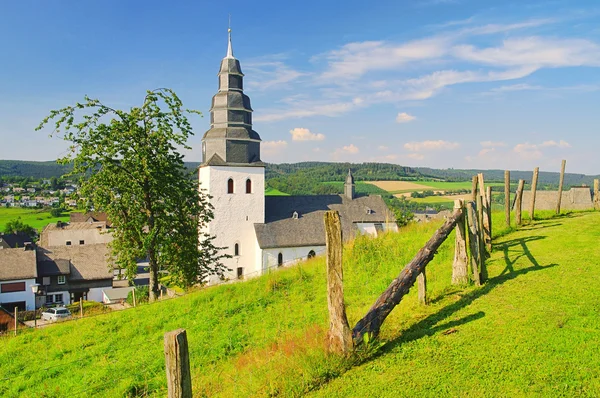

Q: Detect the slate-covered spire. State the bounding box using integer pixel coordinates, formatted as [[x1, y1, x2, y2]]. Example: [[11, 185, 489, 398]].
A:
[[201, 28, 262, 166], [344, 169, 355, 200]]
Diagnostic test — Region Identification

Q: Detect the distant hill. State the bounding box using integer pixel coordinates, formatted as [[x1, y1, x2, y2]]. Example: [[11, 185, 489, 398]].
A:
[[0, 160, 597, 188]]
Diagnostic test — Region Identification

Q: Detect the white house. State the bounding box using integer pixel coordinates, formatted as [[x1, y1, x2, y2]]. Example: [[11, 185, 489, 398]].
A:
[[199, 31, 398, 282], [0, 247, 37, 311]]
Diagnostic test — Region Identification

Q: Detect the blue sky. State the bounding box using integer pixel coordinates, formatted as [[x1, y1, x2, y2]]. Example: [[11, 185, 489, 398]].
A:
[[1, 0, 599, 174]]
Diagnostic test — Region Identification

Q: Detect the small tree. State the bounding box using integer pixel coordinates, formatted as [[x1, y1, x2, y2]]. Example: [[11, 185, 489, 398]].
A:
[[37, 89, 229, 301], [3, 218, 37, 238]]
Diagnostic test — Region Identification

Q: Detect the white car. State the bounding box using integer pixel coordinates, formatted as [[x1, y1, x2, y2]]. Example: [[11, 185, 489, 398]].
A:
[[41, 307, 72, 322]]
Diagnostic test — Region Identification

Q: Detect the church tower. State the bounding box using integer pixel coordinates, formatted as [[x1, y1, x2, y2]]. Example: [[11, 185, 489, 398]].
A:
[[344, 169, 355, 200], [199, 29, 265, 281]]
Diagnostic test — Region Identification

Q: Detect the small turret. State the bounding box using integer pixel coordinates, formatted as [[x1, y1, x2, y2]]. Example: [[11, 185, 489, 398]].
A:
[[344, 169, 355, 200]]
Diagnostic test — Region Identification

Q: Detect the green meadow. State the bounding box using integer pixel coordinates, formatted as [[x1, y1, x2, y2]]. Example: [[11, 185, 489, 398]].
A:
[[0, 207, 71, 232], [1, 210, 599, 396]]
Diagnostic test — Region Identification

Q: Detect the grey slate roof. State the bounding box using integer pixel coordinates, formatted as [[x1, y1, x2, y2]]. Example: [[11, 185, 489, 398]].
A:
[[36, 245, 113, 281], [0, 233, 33, 249], [37, 258, 71, 277], [0, 248, 37, 281], [254, 195, 396, 249]]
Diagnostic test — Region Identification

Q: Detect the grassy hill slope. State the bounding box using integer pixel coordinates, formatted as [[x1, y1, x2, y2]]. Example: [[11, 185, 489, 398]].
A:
[[1, 211, 599, 397]]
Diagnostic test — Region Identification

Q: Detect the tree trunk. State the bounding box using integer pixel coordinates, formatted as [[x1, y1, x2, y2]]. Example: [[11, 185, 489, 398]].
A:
[[352, 207, 463, 344], [452, 200, 468, 285], [324, 211, 353, 354], [530, 167, 540, 221], [515, 179, 525, 226], [556, 160, 566, 214], [148, 250, 160, 302], [504, 170, 511, 228], [466, 201, 481, 286], [595, 179, 600, 211]]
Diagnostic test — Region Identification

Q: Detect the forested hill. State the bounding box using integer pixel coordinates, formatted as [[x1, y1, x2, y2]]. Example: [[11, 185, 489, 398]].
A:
[[416, 167, 599, 187], [0, 160, 597, 188]]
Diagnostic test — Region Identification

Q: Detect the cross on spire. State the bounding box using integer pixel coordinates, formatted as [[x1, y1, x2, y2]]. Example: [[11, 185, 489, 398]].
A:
[[226, 17, 234, 58]]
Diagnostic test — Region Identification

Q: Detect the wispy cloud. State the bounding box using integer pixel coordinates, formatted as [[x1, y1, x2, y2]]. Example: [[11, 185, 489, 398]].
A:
[[404, 140, 460, 151], [262, 140, 288, 155], [541, 140, 571, 148]]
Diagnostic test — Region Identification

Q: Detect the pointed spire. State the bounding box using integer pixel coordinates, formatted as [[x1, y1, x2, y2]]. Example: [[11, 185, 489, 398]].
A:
[[226, 27, 234, 58]]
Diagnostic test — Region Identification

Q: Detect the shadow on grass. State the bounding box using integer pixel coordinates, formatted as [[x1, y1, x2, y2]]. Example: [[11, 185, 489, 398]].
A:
[[357, 232, 557, 364]]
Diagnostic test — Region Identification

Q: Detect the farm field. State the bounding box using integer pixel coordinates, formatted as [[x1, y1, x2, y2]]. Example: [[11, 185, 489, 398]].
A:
[[264, 187, 289, 196], [0, 207, 71, 232], [367, 179, 505, 194], [1, 210, 599, 396]]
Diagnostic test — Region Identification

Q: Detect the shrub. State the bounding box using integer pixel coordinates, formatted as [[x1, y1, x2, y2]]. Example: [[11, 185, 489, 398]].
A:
[[126, 286, 149, 306]]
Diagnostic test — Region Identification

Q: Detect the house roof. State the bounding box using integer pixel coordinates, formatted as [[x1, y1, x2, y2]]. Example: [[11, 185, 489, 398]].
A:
[[102, 287, 134, 301], [36, 245, 113, 281], [0, 248, 37, 281], [254, 194, 395, 249], [70, 212, 112, 227], [37, 258, 71, 277], [0, 233, 34, 248]]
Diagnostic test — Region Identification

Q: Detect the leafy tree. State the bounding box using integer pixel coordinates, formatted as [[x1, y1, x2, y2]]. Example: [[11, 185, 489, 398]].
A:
[[37, 89, 228, 301], [50, 207, 63, 217], [3, 218, 36, 238]]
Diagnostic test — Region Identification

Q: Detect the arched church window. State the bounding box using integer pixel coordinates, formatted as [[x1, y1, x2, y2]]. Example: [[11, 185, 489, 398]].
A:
[[246, 178, 252, 194], [277, 253, 283, 267], [227, 178, 234, 194], [308, 250, 316, 259], [234, 243, 240, 256]]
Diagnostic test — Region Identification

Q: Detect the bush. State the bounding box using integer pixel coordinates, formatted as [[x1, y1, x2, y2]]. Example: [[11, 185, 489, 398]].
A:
[[126, 286, 149, 306], [50, 208, 63, 217]]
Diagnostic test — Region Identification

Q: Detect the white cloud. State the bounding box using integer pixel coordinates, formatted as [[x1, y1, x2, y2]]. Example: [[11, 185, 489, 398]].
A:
[[396, 112, 416, 123], [262, 140, 288, 155], [254, 101, 357, 122], [289, 127, 325, 141], [478, 148, 495, 156], [378, 145, 389, 151], [490, 83, 543, 92], [404, 140, 460, 151], [453, 37, 600, 68], [513, 142, 543, 160], [480, 141, 507, 147], [331, 144, 360, 160], [342, 144, 359, 154], [407, 153, 425, 160], [541, 140, 571, 148]]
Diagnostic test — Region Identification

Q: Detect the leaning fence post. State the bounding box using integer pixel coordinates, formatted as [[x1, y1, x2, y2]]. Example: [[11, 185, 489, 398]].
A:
[[324, 211, 353, 354], [452, 199, 468, 285], [530, 167, 540, 221], [515, 179, 525, 226], [595, 179, 600, 210], [466, 201, 482, 286], [164, 329, 192, 398], [556, 160, 566, 214], [471, 175, 478, 202], [504, 170, 511, 228]]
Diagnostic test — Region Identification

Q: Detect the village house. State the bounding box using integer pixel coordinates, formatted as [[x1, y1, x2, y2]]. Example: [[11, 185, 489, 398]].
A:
[[0, 246, 38, 311], [199, 32, 398, 282], [39, 212, 113, 248], [0, 233, 33, 249]]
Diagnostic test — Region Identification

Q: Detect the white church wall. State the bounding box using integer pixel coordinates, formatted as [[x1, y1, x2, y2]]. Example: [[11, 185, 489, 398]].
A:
[[199, 165, 265, 280], [356, 223, 377, 236], [261, 245, 326, 272]]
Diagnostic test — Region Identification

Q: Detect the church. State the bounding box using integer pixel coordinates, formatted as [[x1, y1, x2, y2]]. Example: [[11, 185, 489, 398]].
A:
[[199, 31, 398, 281]]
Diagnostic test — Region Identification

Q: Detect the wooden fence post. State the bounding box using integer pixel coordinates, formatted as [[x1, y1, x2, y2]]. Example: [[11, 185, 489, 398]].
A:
[[14, 307, 18, 337], [530, 167, 539, 221], [452, 200, 468, 285], [471, 175, 478, 202], [595, 179, 600, 210], [515, 179, 525, 226], [556, 160, 566, 214], [466, 201, 481, 286], [476, 193, 488, 281], [164, 329, 192, 398], [486, 186, 493, 251], [132, 288, 137, 308], [79, 298, 83, 319], [478, 174, 491, 253], [504, 170, 511, 228], [324, 211, 353, 354], [417, 272, 427, 305]]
